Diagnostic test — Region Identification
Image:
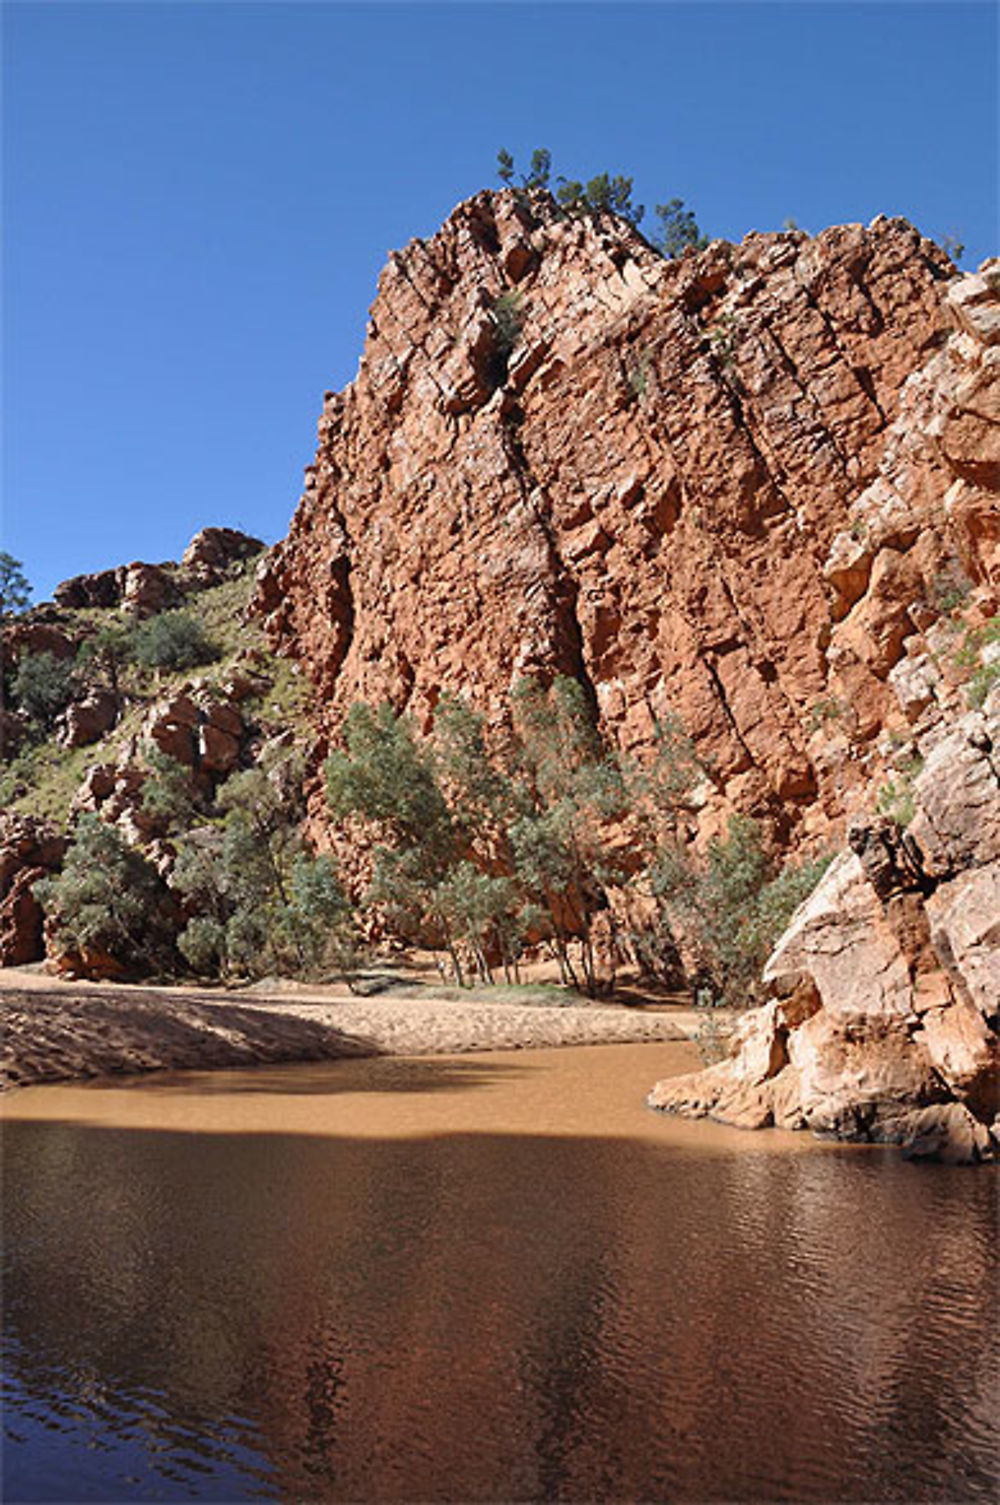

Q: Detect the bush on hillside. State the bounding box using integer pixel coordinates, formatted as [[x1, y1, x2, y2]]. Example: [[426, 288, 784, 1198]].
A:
[[10, 652, 77, 730], [133, 610, 217, 671], [494, 149, 706, 249]]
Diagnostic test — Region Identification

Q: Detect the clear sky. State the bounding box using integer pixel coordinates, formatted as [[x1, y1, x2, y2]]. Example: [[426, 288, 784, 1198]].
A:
[[4, 1, 997, 604]]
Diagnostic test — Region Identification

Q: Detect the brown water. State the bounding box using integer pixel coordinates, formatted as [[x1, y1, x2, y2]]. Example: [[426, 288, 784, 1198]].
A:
[[2, 1043, 998, 1503]]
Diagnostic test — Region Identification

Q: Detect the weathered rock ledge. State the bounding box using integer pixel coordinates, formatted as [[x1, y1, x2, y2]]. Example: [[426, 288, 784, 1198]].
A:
[[650, 687, 1000, 1162]]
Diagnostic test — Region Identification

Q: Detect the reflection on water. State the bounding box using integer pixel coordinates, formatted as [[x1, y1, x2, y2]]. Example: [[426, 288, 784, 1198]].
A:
[[2, 1046, 998, 1502]]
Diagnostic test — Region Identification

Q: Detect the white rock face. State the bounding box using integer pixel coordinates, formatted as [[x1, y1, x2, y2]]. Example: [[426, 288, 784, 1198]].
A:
[[763, 852, 914, 1019]]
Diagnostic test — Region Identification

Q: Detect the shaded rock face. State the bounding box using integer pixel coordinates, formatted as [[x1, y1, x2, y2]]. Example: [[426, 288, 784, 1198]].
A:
[[650, 688, 1000, 1163], [0, 816, 66, 966], [252, 190, 996, 849]]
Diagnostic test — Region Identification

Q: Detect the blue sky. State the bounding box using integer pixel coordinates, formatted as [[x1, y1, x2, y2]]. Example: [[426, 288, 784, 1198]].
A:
[[4, 1, 997, 604]]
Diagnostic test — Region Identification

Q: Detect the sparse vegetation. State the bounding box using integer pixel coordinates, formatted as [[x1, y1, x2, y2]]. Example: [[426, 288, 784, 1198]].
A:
[[809, 696, 845, 731], [626, 348, 653, 401], [876, 753, 923, 827], [494, 148, 705, 249], [932, 560, 973, 614], [953, 614, 1000, 708], [1, 559, 309, 831], [939, 232, 966, 264], [967, 662, 1000, 709], [489, 290, 524, 365]]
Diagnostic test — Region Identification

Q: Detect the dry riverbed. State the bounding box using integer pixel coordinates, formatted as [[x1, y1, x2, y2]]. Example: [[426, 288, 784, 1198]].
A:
[[0, 967, 698, 1090]]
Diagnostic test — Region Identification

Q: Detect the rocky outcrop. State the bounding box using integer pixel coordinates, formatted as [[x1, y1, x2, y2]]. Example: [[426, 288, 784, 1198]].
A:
[[144, 692, 245, 775], [51, 529, 265, 615], [57, 690, 119, 748], [253, 191, 998, 853], [181, 527, 267, 584], [0, 816, 66, 966], [649, 686, 1000, 1162]]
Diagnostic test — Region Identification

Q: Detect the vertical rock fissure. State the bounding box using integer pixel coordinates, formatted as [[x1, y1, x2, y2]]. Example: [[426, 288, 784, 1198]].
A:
[[499, 411, 602, 720]]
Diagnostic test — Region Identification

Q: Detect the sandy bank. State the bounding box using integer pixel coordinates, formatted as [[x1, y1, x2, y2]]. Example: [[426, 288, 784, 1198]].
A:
[[0, 970, 696, 1090]]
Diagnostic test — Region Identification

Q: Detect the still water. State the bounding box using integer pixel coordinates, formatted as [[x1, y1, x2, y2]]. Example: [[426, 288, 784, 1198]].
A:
[[2, 1043, 998, 1503]]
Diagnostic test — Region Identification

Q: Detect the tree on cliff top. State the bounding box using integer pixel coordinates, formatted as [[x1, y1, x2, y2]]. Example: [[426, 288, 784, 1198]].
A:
[[495, 149, 707, 247], [651, 198, 708, 259]]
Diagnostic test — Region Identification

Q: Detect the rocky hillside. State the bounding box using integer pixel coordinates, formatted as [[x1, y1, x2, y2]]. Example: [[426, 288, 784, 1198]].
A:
[[254, 188, 998, 853], [1, 528, 314, 966]]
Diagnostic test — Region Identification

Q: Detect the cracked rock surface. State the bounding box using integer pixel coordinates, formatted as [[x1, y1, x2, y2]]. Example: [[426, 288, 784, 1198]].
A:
[[254, 191, 997, 856]]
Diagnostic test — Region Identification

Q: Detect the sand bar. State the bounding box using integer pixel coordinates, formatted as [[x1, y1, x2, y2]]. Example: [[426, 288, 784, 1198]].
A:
[[0, 969, 697, 1090]]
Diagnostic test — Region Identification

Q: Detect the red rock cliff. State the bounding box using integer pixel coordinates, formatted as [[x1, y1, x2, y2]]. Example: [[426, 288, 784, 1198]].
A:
[[255, 189, 997, 845]]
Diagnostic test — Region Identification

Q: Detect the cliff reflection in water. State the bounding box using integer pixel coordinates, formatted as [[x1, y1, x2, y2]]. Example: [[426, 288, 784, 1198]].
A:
[[3, 1051, 998, 1502]]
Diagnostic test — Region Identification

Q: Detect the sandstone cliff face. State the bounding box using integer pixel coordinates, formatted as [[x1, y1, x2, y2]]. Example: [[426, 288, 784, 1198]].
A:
[[254, 189, 995, 849], [649, 685, 1000, 1162]]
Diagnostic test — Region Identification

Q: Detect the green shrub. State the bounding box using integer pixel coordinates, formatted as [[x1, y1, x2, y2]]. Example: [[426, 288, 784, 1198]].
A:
[[967, 662, 1000, 709], [35, 814, 176, 973], [876, 777, 917, 828], [77, 622, 136, 694], [133, 610, 217, 671], [490, 290, 523, 361], [141, 746, 205, 833], [170, 754, 364, 985], [177, 915, 228, 975], [556, 171, 644, 227], [10, 652, 77, 729]]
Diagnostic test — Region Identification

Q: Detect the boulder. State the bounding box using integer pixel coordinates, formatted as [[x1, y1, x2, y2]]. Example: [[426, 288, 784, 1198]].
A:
[[146, 694, 200, 766], [53, 567, 123, 609], [180, 527, 265, 584], [1, 619, 77, 665], [763, 850, 914, 1020], [57, 690, 119, 748], [924, 864, 1000, 1014], [121, 562, 178, 617]]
